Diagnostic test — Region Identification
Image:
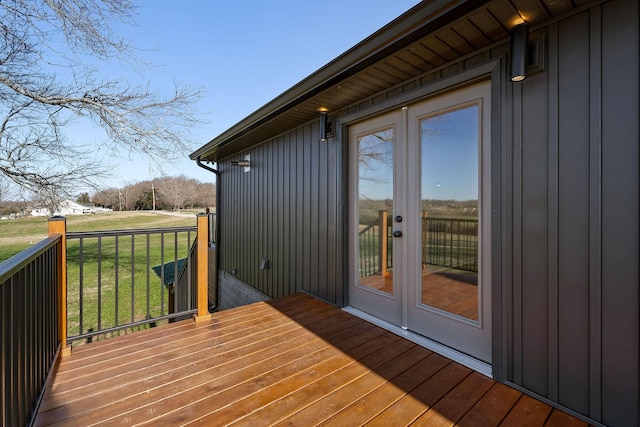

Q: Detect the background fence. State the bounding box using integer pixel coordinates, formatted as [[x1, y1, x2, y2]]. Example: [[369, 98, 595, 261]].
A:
[[358, 211, 478, 277], [65, 226, 198, 343], [0, 235, 61, 427]]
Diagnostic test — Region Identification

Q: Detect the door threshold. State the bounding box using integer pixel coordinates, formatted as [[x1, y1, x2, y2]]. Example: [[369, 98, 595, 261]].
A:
[[343, 306, 492, 378]]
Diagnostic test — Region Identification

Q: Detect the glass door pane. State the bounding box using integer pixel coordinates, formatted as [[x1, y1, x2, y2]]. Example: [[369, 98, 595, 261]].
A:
[[357, 126, 394, 295], [420, 105, 479, 321]]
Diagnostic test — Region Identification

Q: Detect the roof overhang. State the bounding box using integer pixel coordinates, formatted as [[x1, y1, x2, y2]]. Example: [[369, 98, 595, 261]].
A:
[[190, 0, 491, 162], [191, 0, 595, 161]]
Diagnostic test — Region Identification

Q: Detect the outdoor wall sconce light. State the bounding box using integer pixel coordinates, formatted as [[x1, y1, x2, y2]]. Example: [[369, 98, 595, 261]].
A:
[[510, 23, 530, 82], [319, 111, 332, 142], [230, 154, 251, 172], [230, 160, 251, 167]]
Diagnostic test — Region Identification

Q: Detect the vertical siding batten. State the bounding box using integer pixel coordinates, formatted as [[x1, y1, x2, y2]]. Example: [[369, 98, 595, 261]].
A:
[[521, 65, 550, 397], [266, 141, 273, 296], [546, 21, 559, 405], [310, 123, 320, 297], [328, 130, 340, 304], [558, 11, 591, 415], [253, 148, 260, 290], [282, 133, 291, 296], [600, 0, 640, 425], [511, 69, 524, 387], [295, 128, 305, 292], [318, 128, 329, 301], [271, 140, 277, 296], [587, 5, 602, 422], [491, 57, 508, 384], [302, 124, 312, 296]]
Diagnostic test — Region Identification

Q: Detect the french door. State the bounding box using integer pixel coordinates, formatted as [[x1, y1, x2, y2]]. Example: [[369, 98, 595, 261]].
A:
[[348, 81, 492, 363]]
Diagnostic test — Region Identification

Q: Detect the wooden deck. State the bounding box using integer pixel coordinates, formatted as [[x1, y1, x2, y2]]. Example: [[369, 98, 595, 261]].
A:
[[35, 294, 588, 426], [360, 267, 479, 320]]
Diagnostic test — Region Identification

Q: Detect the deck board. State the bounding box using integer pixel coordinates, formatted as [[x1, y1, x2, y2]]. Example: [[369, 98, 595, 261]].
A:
[[35, 294, 589, 426]]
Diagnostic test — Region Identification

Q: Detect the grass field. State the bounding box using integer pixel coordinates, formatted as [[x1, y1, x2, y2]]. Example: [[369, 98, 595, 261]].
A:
[[0, 211, 198, 263], [65, 227, 196, 340], [1, 211, 204, 344]]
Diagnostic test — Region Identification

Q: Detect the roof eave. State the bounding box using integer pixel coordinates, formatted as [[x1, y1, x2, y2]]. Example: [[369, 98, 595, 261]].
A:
[[190, 0, 488, 162]]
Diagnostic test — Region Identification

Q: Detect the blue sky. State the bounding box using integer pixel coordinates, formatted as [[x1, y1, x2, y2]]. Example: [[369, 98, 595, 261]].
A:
[[357, 106, 479, 202], [79, 0, 421, 189]]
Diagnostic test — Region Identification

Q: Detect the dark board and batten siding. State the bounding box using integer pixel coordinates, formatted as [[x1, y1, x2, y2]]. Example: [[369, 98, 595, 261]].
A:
[[505, 2, 639, 426], [220, 122, 342, 305], [600, 1, 639, 425], [217, 1, 639, 425]]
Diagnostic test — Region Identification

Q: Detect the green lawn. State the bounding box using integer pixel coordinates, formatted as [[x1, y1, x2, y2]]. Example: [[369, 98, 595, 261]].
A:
[[0, 211, 197, 263], [1, 211, 202, 344], [65, 229, 195, 339]]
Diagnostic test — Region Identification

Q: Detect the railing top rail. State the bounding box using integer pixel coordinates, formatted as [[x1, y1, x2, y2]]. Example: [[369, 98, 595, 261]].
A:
[[426, 217, 478, 222], [0, 234, 61, 284], [66, 225, 197, 239]]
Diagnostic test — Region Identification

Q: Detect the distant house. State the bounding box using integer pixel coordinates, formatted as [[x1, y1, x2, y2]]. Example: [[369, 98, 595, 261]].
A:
[[30, 200, 111, 217], [191, 1, 639, 426]]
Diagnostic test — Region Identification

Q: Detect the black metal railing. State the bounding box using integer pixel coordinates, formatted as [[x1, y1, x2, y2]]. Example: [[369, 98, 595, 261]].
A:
[[358, 213, 478, 277], [65, 226, 197, 343], [171, 238, 197, 321], [0, 235, 61, 427], [422, 217, 478, 272]]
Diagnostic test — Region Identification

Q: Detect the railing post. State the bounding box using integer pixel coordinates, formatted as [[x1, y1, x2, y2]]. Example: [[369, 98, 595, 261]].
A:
[[377, 210, 388, 277], [48, 216, 70, 356], [194, 213, 210, 322], [422, 210, 428, 269]]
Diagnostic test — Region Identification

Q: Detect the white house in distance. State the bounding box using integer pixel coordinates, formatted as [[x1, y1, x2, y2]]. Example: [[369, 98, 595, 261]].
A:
[[30, 200, 111, 217]]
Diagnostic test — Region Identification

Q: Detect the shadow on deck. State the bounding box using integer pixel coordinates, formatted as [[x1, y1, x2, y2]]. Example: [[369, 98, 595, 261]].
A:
[[35, 294, 587, 426]]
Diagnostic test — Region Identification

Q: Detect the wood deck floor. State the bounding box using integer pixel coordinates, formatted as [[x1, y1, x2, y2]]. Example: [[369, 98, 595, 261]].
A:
[[35, 294, 588, 426], [359, 267, 479, 320]]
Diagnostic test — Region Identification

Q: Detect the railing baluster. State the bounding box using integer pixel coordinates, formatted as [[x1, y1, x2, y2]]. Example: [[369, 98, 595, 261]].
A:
[[79, 237, 84, 336], [173, 231, 178, 315], [160, 232, 165, 315], [17, 268, 25, 424], [187, 230, 192, 310], [146, 234, 150, 320], [115, 235, 120, 327], [131, 235, 135, 323], [97, 236, 102, 332]]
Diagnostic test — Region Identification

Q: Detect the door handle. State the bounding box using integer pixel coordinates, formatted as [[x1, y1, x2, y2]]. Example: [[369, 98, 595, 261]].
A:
[[392, 230, 403, 238]]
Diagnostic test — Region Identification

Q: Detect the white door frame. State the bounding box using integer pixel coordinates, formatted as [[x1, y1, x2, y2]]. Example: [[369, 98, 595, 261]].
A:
[[347, 80, 492, 364]]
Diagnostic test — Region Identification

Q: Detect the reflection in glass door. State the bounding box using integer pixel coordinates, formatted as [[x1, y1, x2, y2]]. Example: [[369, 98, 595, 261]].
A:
[[349, 80, 491, 363], [349, 111, 403, 325], [406, 81, 491, 363], [357, 126, 394, 295], [419, 105, 479, 321]]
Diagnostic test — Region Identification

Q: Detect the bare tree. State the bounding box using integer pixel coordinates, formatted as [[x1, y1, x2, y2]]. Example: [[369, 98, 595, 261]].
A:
[[156, 175, 196, 211], [0, 0, 202, 198], [0, 175, 16, 202], [30, 184, 62, 216], [92, 187, 120, 209], [194, 182, 216, 208]]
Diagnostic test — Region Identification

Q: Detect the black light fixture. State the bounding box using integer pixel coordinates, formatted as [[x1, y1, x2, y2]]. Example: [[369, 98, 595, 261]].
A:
[[230, 154, 251, 171], [230, 160, 251, 167], [319, 112, 329, 142], [510, 23, 530, 82]]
